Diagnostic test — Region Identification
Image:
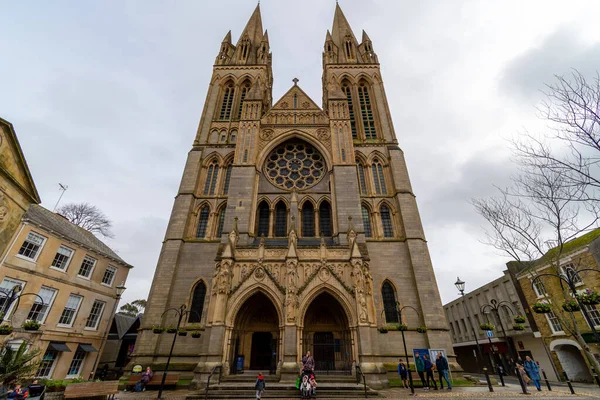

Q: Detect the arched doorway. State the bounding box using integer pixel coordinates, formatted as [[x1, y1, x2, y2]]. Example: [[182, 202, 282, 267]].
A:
[[228, 292, 280, 374], [302, 292, 352, 374], [553, 343, 593, 382]]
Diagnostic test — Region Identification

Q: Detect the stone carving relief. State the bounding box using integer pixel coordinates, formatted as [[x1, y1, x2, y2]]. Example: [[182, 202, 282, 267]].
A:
[[363, 262, 373, 295], [254, 266, 266, 281], [0, 193, 9, 229], [316, 128, 331, 141], [318, 266, 331, 282], [259, 129, 274, 142], [217, 260, 232, 294]]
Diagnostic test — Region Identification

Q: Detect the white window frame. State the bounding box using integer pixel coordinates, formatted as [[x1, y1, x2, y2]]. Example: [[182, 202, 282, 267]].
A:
[[16, 231, 47, 262], [36, 349, 59, 378], [101, 266, 117, 287], [77, 256, 97, 279], [57, 294, 83, 327], [66, 347, 87, 378], [0, 278, 26, 321], [50, 245, 74, 272], [540, 300, 564, 334], [27, 286, 58, 324], [561, 263, 583, 286], [582, 303, 600, 329], [532, 277, 548, 298], [85, 300, 106, 330]]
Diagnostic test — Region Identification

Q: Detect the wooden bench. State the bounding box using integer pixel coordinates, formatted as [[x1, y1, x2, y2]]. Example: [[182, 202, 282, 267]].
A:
[[64, 381, 119, 399], [125, 373, 180, 390]]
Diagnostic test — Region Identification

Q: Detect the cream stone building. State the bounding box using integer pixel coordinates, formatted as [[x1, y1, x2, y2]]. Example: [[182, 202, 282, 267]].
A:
[[0, 204, 133, 380], [133, 4, 453, 388]]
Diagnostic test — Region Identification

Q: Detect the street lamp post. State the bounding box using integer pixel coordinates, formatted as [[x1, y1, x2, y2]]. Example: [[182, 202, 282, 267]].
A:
[[393, 302, 421, 395], [481, 299, 516, 374], [455, 277, 493, 392], [0, 284, 45, 322], [90, 282, 126, 380]]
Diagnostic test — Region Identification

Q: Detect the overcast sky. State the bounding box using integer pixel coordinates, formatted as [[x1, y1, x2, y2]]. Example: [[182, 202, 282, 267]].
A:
[[3, 0, 600, 307]]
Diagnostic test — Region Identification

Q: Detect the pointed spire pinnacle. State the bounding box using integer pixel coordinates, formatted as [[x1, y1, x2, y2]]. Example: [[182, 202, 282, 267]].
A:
[[331, 2, 358, 47], [325, 30, 333, 42], [262, 30, 269, 42], [361, 30, 370, 43], [238, 3, 264, 46], [222, 30, 232, 43]]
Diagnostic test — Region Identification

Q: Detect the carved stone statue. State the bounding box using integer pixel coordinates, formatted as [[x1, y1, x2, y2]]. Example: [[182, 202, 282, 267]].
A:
[[217, 260, 232, 294]]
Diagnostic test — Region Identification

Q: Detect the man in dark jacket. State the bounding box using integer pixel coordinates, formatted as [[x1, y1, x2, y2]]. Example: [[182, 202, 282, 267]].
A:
[[435, 352, 452, 390], [415, 352, 428, 390], [423, 355, 438, 390]]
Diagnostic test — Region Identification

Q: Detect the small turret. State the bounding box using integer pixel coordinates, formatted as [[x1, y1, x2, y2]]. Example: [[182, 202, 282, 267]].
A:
[[257, 29, 271, 65], [215, 30, 235, 65], [359, 30, 378, 63]]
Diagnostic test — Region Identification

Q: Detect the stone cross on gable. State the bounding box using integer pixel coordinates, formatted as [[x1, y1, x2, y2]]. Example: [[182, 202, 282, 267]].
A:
[[292, 77, 299, 85]]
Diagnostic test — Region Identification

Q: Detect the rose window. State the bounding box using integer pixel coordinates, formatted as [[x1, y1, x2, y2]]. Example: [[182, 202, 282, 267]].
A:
[[264, 141, 325, 190]]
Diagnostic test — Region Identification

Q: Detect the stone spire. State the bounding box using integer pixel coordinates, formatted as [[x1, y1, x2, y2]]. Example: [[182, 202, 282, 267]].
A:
[[233, 4, 264, 64], [330, 3, 359, 63]]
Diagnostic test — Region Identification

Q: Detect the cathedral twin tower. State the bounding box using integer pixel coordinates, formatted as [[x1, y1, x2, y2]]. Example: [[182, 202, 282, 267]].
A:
[[133, 4, 452, 387]]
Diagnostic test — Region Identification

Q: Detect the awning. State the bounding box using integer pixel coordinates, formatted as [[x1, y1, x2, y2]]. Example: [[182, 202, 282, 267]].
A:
[[48, 342, 71, 352], [78, 344, 98, 353]]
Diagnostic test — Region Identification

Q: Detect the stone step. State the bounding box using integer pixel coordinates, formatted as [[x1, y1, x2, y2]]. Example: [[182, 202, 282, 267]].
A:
[[220, 375, 355, 383], [191, 382, 379, 399]]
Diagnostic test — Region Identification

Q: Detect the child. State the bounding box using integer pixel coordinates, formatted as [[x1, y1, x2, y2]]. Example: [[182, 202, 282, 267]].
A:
[[397, 359, 409, 389], [8, 384, 26, 399], [255, 372, 266, 400], [309, 374, 317, 398], [300, 374, 311, 399]]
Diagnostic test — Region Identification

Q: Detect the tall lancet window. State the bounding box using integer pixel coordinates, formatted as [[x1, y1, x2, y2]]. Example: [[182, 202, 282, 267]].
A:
[[203, 160, 220, 195], [274, 201, 287, 237], [344, 36, 354, 59], [358, 82, 376, 139], [219, 82, 235, 120], [361, 205, 372, 238], [223, 164, 232, 195], [356, 160, 367, 194], [382, 281, 399, 323], [196, 206, 210, 238], [188, 281, 206, 323], [216, 205, 226, 237], [319, 201, 333, 237], [371, 159, 386, 195], [342, 82, 357, 138], [302, 202, 315, 237], [237, 81, 250, 120], [257, 201, 270, 237], [380, 204, 394, 238]]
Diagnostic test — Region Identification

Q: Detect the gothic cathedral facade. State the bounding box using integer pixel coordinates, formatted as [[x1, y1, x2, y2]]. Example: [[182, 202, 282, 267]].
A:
[[133, 4, 453, 388]]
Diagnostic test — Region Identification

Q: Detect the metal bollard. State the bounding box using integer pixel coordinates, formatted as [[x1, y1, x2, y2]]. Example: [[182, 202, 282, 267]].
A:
[[541, 368, 552, 391], [515, 366, 529, 395], [483, 367, 494, 392], [592, 367, 600, 388], [563, 371, 575, 394]]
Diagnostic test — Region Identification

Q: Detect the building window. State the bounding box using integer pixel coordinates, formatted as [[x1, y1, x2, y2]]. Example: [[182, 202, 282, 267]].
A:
[[102, 266, 117, 286], [319, 201, 333, 237], [223, 164, 233, 195], [220, 133, 227, 143], [86, 300, 106, 329], [219, 82, 235, 120], [67, 347, 86, 377], [532, 278, 548, 297], [216, 206, 226, 237], [37, 350, 58, 378], [78, 256, 96, 279], [51, 246, 74, 271], [58, 294, 83, 326], [358, 82, 376, 139], [0, 278, 25, 320], [274, 202, 287, 237], [546, 310, 563, 333], [382, 281, 399, 323], [28, 286, 57, 323], [243, 149, 248, 163], [230, 130, 237, 143], [583, 304, 600, 328], [237, 82, 249, 120], [257, 201, 270, 237], [188, 281, 206, 323], [264, 141, 325, 190], [342, 83, 357, 138], [372, 160, 386, 194], [380, 205, 394, 238], [357, 162, 367, 194], [562, 264, 583, 285], [18, 231, 46, 260], [361, 206, 372, 238], [203, 160, 219, 195], [302, 202, 315, 237], [196, 206, 210, 238]]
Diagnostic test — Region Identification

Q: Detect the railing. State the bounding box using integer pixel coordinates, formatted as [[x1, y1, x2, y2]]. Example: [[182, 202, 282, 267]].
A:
[[355, 364, 368, 399], [204, 365, 223, 400]]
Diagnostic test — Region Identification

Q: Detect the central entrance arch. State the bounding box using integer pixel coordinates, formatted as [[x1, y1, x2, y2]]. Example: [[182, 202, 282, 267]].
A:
[[229, 292, 280, 374], [302, 292, 352, 374]]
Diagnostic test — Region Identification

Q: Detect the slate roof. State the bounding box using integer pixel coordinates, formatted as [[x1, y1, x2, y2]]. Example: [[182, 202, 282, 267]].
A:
[[22, 204, 132, 268], [114, 313, 140, 339]]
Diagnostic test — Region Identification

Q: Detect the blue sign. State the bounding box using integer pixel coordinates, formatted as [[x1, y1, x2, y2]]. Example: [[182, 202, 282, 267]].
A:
[[486, 330, 494, 337]]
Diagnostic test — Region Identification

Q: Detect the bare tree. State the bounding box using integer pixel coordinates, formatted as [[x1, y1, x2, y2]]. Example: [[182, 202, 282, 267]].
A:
[[513, 70, 600, 203], [57, 202, 114, 238], [472, 71, 600, 373]]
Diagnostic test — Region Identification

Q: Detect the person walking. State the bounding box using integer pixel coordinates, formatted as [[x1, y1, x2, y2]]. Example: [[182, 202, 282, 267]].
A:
[[523, 356, 541, 391], [255, 372, 266, 399], [415, 352, 428, 390], [397, 359, 409, 389], [517, 364, 530, 393], [423, 355, 438, 390], [435, 352, 452, 390]]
